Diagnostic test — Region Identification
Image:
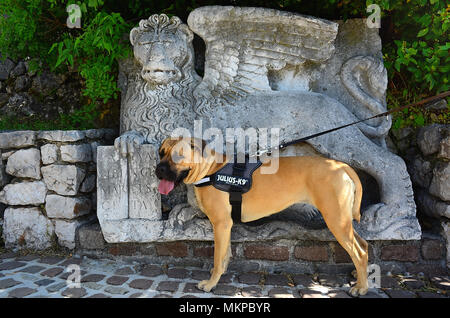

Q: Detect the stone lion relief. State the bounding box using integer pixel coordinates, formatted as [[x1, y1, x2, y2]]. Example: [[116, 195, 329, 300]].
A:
[[102, 6, 420, 242]]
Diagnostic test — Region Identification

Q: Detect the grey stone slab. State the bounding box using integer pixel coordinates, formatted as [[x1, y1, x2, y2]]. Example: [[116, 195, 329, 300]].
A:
[[384, 289, 417, 298], [104, 286, 130, 295], [0, 278, 21, 289], [265, 274, 289, 286], [8, 287, 37, 298], [41, 164, 85, 196], [128, 279, 153, 290], [19, 265, 46, 274], [81, 274, 106, 283], [5, 148, 41, 179], [61, 287, 87, 298], [97, 146, 128, 221], [0, 261, 26, 271], [139, 265, 163, 277], [106, 276, 129, 285], [40, 267, 64, 278], [212, 284, 239, 296], [37, 130, 85, 142], [241, 286, 263, 297], [0, 182, 46, 205], [237, 273, 261, 285], [60, 144, 92, 163], [0, 131, 36, 149], [156, 281, 180, 293], [38, 256, 64, 265], [267, 287, 295, 298], [34, 279, 55, 287], [46, 282, 67, 293]]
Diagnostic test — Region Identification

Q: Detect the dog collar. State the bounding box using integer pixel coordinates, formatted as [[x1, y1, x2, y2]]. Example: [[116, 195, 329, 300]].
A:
[[193, 177, 211, 186]]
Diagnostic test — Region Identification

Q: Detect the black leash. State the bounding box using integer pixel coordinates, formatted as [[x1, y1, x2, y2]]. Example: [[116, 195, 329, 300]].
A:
[[255, 91, 450, 156]]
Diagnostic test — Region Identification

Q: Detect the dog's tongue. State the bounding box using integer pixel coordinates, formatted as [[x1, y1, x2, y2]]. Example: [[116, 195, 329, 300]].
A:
[[158, 179, 175, 195]]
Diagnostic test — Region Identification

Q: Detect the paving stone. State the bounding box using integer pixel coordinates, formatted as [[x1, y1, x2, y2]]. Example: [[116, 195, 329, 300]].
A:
[[191, 270, 210, 281], [0, 261, 26, 270], [61, 287, 87, 298], [0, 278, 21, 289], [81, 274, 106, 283], [212, 284, 239, 296], [34, 279, 55, 287], [153, 294, 172, 298], [156, 281, 180, 293], [381, 275, 401, 289], [38, 256, 64, 265], [359, 291, 383, 298], [318, 274, 349, 287], [417, 291, 447, 298], [218, 273, 234, 284], [241, 286, 263, 297], [299, 289, 329, 298], [268, 287, 294, 298], [129, 293, 144, 298], [19, 273, 40, 282], [265, 274, 289, 286], [0, 252, 17, 259], [114, 267, 135, 276], [128, 279, 153, 290], [237, 273, 261, 285], [106, 275, 129, 286], [15, 255, 40, 262], [384, 289, 417, 298], [183, 282, 204, 294], [59, 257, 83, 267], [292, 274, 314, 287], [328, 290, 352, 298], [88, 293, 111, 298], [104, 286, 130, 295], [8, 287, 38, 298], [82, 282, 104, 290], [46, 282, 67, 293], [167, 268, 189, 279], [139, 265, 163, 277], [41, 267, 64, 278]]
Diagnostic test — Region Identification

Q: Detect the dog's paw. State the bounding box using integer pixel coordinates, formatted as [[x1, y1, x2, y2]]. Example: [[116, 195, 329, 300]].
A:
[[349, 285, 368, 297], [197, 280, 216, 293]]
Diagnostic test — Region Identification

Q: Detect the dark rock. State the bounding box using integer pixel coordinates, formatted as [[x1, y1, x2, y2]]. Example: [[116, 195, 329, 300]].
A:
[[30, 72, 59, 96], [14, 75, 30, 92], [10, 62, 26, 78], [0, 58, 15, 80], [417, 124, 445, 156]]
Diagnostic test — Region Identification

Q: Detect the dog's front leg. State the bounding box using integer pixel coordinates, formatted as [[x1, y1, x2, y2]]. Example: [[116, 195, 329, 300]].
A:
[[197, 218, 233, 292]]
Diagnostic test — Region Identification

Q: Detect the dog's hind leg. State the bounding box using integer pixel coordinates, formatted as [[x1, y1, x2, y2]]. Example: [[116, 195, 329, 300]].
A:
[[314, 197, 369, 297]]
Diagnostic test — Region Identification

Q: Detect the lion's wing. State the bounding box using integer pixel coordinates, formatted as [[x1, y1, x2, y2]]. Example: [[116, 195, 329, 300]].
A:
[[187, 6, 338, 102]]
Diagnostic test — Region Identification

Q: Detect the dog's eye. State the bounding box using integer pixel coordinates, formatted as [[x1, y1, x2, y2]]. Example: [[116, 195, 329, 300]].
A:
[[171, 153, 184, 163], [159, 150, 165, 158]]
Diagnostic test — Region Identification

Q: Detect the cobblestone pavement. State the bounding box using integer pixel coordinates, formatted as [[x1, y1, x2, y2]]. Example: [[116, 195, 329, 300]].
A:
[[0, 251, 448, 298]]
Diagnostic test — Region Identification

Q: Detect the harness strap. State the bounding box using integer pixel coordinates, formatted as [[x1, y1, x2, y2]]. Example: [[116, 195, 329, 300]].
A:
[[229, 162, 246, 223]]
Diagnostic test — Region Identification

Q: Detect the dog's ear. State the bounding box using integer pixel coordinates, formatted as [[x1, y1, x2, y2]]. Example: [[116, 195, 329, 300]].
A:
[[190, 139, 206, 152]]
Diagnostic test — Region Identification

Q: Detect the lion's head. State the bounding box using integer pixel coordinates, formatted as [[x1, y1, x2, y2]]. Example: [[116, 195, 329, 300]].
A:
[[130, 14, 195, 85]]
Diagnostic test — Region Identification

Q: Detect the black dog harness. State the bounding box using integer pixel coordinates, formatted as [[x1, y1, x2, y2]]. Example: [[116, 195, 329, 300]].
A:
[[194, 156, 262, 223]]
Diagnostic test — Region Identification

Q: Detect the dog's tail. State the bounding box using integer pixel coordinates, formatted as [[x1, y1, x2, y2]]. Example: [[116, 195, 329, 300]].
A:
[[343, 165, 363, 223]]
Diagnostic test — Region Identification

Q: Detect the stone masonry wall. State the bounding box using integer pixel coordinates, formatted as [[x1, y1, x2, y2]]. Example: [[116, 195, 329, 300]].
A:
[[0, 129, 116, 250]]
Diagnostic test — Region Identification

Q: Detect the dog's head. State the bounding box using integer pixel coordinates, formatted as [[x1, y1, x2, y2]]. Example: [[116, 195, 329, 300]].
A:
[[155, 137, 211, 195]]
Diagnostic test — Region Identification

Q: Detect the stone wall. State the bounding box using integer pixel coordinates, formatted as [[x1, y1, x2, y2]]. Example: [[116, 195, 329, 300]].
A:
[[389, 120, 450, 267], [0, 129, 116, 249]]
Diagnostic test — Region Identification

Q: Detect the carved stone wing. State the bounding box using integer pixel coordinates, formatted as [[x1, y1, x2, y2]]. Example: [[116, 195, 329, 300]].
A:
[[187, 6, 339, 103]]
